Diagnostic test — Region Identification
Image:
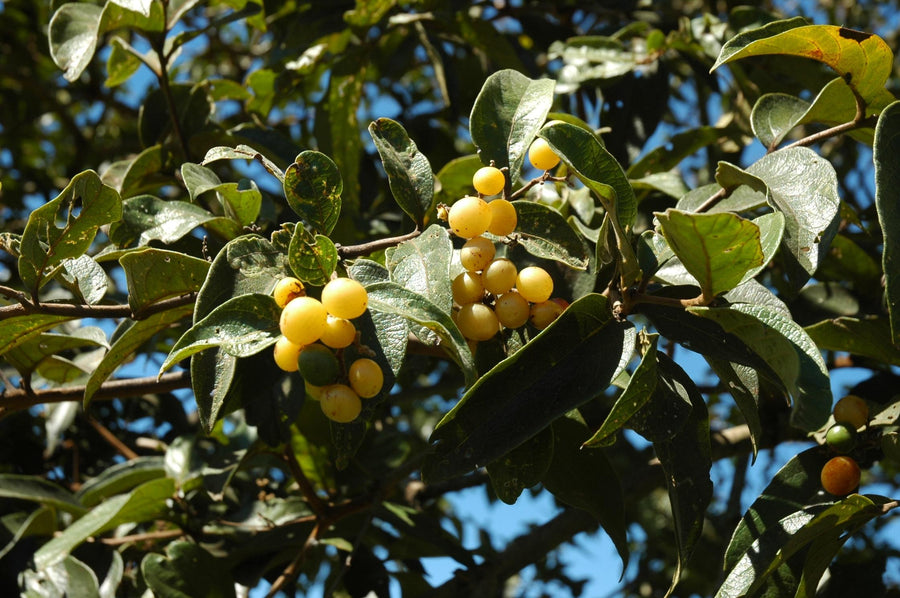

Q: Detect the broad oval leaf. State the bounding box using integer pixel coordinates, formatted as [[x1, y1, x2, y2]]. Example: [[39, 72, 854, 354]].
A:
[[369, 117, 435, 226], [75, 457, 167, 507], [283, 150, 342, 234], [875, 101, 900, 344], [119, 248, 208, 313], [423, 294, 630, 483], [513, 201, 590, 270], [48, 3, 103, 82], [202, 144, 285, 182], [486, 426, 554, 505], [0, 314, 77, 358], [142, 542, 236, 598], [751, 92, 811, 149], [385, 224, 453, 311], [108, 195, 215, 247], [287, 226, 338, 286], [160, 294, 281, 373], [656, 209, 764, 298], [469, 70, 555, 179]]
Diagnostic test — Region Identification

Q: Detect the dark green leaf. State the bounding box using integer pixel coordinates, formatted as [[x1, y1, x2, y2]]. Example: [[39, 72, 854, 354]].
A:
[[368, 118, 434, 226], [108, 195, 215, 247], [434, 155, 482, 208], [3, 329, 107, 380], [875, 101, 900, 343], [142, 541, 236, 598], [806, 316, 900, 365], [486, 426, 554, 505], [120, 248, 208, 313], [469, 70, 555, 179], [0, 314, 77, 358], [543, 413, 629, 567], [19, 170, 122, 293], [0, 475, 87, 516], [283, 151, 342, 234], [287, 226, 338, 286], [160, 294, 281, 373], [0, 508, 55, 561], [750, 93, 811, 149], [386, 224, 453, 311], [75, 457, 167, 507], [707, 358, 762, 457], [628, 126, 740, 178], [424, 294, 629, 482], [513, 201, 590, 270], [656, 209, 764, 298], [35, 477, 175, 569]]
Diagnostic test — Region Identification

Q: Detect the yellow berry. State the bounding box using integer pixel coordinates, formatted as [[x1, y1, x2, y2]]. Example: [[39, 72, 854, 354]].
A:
[[482, 258, 517, 295], [457, 303, 500, 341], [460, 236, 496, 272], [833, 395, 869, 430], [494, 291, 530, 329], [321, 277, 368, 319], [472, 166, 506, 196], [320, 384, 362, 423], [279, 296, 327, 346], [530, 299, 564, 330], [448, 196, 492, 239], [516, 266, 553, 303], [273, 336, 303, 372], [487, 199, 517, 237], [273, 277, 306, 308], [348, 358, 384, 398], [452, 271, 485, 305], [319, 315, 357, 349], [528, 137, 560, 171]]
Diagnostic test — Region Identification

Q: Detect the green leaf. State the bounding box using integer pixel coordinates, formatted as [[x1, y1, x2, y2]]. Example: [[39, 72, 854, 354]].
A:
[[0, 475, 87, 516], [654, 377, 713, 598], [19, 170, 122, 294], [246, 68, 276, 116], [724, 279, 791, 317], [283, 151, 342, 234], [512, 201, 590, 270], [48, 3, 103, 82], [202, 144, 284, 183], [486, 427, 554, 505], [142, 542, 236, 598], [751, 93, 811, 149], [549, 36, 637, 92], [108, 195, 215, 247], [469, 70, 555, 179], [0, 508, 56, 562], [542, 413, 629, 568], [806, 317, 900, 366], [748, 147, 841, 287], [75, 457, 167, 507], [350, 262, 408, 377], [656, 209, 764, 298], [435, 155, 482, 208], [119, 145, 164, 198], [0, 314, 77, 358], [628, 126, 740, 178], [105, 36, 144, 87], [690, 304, 831, 432], [712, 22, 893, 106], [875, 101, 900, 344], [287, 226, 338, 286], [120, 248, 208, 314], [368, 118, 435, 227], [62, 255, 108, 305], [160, 294, 281, 373], [366, 282, 474, 385], [423, 294, 631, 482], [584, 334, 660, 447], [83, 303, 193, 408], [182, 162, 224, 202], [707, 358, 763, 457], [385, 224, 453, 312], [35, 477, 175, 570], [3, 329, 107, 380]]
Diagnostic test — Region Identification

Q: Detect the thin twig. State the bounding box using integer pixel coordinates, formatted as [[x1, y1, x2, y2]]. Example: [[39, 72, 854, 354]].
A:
[[265, 523, 320, 598], [97, 528, 185, 546], [336, 228, 422, 259], [282, 445, 330, 517], [86, 416, 140, 460]]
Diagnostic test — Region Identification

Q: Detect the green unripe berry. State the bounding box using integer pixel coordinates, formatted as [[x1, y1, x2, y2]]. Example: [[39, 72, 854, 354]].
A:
[[273, 336, 303, 372], [472, 166, 506, 196], [448, 196, 492, 239], [457, 303, 500, 341], [528, 137, 560, 171], [348, 358, 384, 398], [321, 277, 368, 320], [460, 236, 496, 272], [825, 423, 858, 453], [452, 271, 485, 305], [279, 296, 327, 346], [516, 266, 553, 303], [487, 199, 517, 237], [298, 343, 341, 387], [320, 384, 362, 423], [482, 258, 517, 295], [495, 291, 530, 329], [273, 277, 306, 308]]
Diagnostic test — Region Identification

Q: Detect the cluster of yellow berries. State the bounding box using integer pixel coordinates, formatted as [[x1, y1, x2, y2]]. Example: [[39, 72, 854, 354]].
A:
[[820, 394, 869, 496], [444, 139, 567, 343], [272, 276, 385, 424]]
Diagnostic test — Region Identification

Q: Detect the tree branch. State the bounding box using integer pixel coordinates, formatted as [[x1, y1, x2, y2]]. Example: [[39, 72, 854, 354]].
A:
[[0, 371, 192, 418], [0, 293, 196, 321], [336, 228, 422, 260]]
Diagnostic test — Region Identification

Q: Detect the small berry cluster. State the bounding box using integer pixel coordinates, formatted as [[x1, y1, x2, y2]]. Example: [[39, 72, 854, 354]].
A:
[[444, 140, 567, 343], [272, 276, 384, 424], [821, 395, 869, 496]]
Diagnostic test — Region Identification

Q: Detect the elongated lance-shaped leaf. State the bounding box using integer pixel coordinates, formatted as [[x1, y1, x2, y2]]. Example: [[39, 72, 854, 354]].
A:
[[423, 294, 632, 483], [656, 209, 764, 299], [875, 101, 900, 344], [712, 22, 893, 107], [469, 69, 555, 178], [539, 121, 640, 286], [806, 316, 900, 366], [18, 170, 122, 295], [366, 282, 475, 386], [0, 475, 88, 516], [0, 314, 77, 358], [369, 118, 435, 227], [160, 294, 281, 374], [283, 150, 342, 235]]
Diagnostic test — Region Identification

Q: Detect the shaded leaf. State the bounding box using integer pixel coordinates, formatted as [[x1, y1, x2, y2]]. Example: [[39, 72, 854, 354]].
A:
[[369, 117, 434, 226], [75, 457, 167, 507], [513, 201, 590, 270], [202, 144, 284, 183], [486, 426, 554, 505], [142, 542, 236, 598], [0, 475, 87, 516], [751, 93, 811, 149], [0, 314, 77, 358], [874, 101, 900, 344], [806, 317, 900, 366]]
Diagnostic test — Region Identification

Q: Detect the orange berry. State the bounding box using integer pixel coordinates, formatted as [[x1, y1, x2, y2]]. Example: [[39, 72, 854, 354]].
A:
[[820, 456, 861, 496]]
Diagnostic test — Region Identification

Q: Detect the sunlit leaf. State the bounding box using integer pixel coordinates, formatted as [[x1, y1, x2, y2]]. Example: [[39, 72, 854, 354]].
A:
[[369, 117, 435, 227], [283, 150, 342, 234]]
